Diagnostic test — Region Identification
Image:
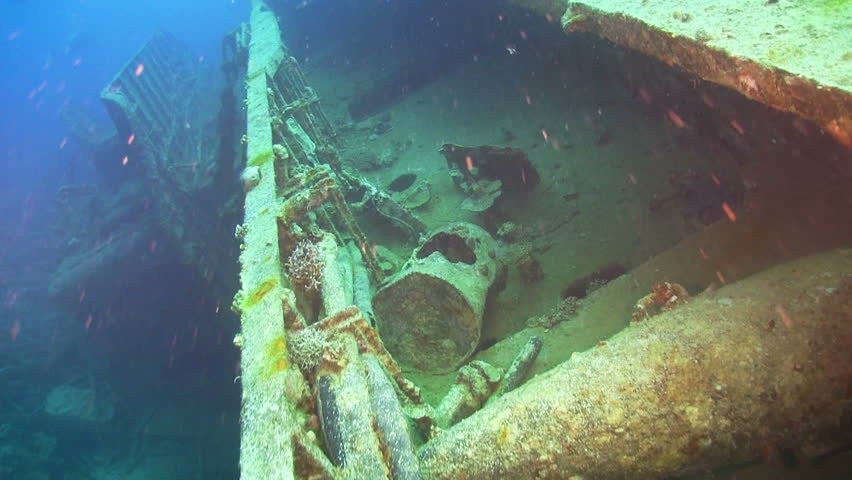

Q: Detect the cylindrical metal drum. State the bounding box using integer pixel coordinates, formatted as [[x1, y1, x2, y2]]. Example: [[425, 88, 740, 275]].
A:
[[373, 223, 501, 372]]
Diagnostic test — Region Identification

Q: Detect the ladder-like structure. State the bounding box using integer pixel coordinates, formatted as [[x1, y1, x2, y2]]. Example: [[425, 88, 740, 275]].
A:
[[235, 3, 427, 479]]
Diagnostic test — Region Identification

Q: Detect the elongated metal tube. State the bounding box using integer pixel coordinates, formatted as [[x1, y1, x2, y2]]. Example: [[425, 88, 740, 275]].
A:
[[493, 335, 542, 398], [365, 355, 423, 480], [419, 249, 852, 479], [317, 337, 389, 478]]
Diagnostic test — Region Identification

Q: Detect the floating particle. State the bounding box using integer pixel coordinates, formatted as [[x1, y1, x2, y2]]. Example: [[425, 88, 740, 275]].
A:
[[10, 320, 20, 341], [710, 173, 720, 186], [666, 109, 686, 128], [721, 202, 737, 222], [774, 304, 794, 328], [638, 87, 652, 104], [27, 80, 48, 100], [4, 291, 18, 307], [730, 119, 745, 135]]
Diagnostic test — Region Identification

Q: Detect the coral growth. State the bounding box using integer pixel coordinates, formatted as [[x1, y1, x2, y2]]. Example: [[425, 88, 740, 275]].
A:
[[632, 282, 689, 322], [285, 240, 325, 291], [287, 327, 332, 370]]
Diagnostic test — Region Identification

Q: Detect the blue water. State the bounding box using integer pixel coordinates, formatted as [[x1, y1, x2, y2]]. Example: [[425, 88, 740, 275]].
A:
[[1, 1, 248, 478]]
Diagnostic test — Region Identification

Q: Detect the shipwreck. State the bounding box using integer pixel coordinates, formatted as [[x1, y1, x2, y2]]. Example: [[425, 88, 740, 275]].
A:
[[229, 1, 852, 479]]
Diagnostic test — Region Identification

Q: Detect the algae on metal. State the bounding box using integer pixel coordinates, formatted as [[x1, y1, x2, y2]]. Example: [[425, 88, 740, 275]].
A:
[[237, 2, 299, 479]]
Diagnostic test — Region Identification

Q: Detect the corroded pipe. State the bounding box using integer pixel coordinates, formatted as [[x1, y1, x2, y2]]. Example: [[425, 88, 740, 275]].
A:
[[492, 335, 542, 398], [364, 355, 423, 480], [419, 249, 852, 479], [317, 337, 389, 478]]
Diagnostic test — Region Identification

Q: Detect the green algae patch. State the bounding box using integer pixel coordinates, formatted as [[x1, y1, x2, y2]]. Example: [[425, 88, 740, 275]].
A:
[[242, 278, 278, 309], [249, 149, 274, 167], [262, 335, 289, 379], [268, 335, 288, 357], [766, 43, 805, 64], [820, 0, 851, 11]]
